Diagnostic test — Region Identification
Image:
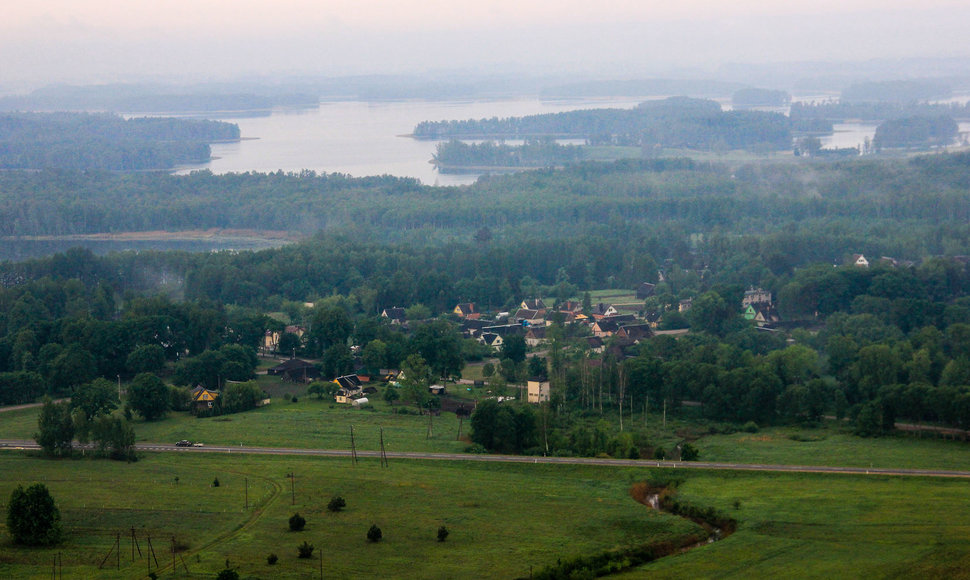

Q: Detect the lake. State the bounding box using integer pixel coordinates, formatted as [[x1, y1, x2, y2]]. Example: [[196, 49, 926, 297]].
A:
[[175, 98, 644, 185]]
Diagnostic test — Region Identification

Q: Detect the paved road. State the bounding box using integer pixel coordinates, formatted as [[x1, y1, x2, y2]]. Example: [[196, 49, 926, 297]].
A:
[[2, 438, 969, 479]]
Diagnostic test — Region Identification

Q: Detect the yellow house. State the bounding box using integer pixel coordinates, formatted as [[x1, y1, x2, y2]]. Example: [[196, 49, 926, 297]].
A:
[[527, 379, 550, 404]]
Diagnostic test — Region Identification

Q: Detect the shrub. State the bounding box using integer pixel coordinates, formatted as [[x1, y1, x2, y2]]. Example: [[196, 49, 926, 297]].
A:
[[216, 569, 239, 580], [680, 443, 699, 461], [212, 477, 220, 487], [6, 483, 63, 546], [289, 512, 306, 531], [367, 524, 382, 543], [297, 541, 315, 558], [653, 447, 666, 460], [267, 553, 278, 565], [742, 421, 759, 433], [437, 526, 449, 542], [327, 496, 346, 512]]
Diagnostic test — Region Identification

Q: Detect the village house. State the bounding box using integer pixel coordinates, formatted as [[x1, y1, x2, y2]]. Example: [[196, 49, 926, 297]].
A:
[[380, 307, 407, 325], [190, 386, 219, 412], [334, 374, 363, 403], [453, 303, 481, 319], [527, 378, 551, 403], [524, 326, 547, 347], [267, 358, 320, 383], [520, 298, 548, 311], [615, 323, 653, 342], [513, 308, 546, 326], [742, 287, 772, 307], [851, 254, 869, 268], [635, 282, 656, 300]]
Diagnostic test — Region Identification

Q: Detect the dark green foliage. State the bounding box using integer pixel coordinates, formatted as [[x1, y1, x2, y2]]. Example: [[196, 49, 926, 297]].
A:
[[215, 569, 240, 580], [367, 524, 383, 543], [415, 97, 791, 152], [680, 443, 699, 461], [35, 397, 74, 457], [0, 112, 237, 171], [327, 496, 346, 513], [874, 116, 958, 150], [212, 478, 220, 487], [437, 526, 449, 542], [266, 553, 278, 565], [433, 139, 585, 170], [289, 512, 306, 531], [128, 373, 170, 421], [71, 377, 118, 420], [126, 344, 166, 375], [6, 483, 63, 546], [0, 371, 44, 405], [469, 399, 537, 453], [297, 541, 314, 558]]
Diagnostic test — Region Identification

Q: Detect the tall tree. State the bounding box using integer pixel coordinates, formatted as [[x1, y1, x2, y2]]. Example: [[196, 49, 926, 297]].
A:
[[128, 373, 170, 421], [6, 483, 63, 546]]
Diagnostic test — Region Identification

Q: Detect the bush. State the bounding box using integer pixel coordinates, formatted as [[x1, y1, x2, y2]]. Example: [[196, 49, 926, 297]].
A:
[[289, 512, 306, 531], [6, 483, 63, 546], [327, 496, 346, 512], [216, 569, 239, 580], [437, 526, 449, 542], [653, 447, 666, 460], [212, 477, 220, 487], [367, 524, 382, 543], [267, 553, 278, 565], [464, 443, 487, 454], [742, 421, 759, 433], [680, 443, 699, 461], [297, 541, 315, 558]]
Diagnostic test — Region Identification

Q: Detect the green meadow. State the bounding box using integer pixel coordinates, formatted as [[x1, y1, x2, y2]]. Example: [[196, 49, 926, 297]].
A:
[[0, 452, 697, 579], [3, 451, 970, 578]]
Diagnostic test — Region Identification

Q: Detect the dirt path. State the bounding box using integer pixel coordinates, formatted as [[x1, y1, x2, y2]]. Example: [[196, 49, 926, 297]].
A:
[[0, 398, 68, 413]]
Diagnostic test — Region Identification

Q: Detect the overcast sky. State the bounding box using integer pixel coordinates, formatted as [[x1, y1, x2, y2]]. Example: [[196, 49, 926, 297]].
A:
[[3, 1, 969, 90]]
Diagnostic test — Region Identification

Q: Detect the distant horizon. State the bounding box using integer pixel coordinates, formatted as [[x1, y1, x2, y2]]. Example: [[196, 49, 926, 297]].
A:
[[3, 1, 970, 93]]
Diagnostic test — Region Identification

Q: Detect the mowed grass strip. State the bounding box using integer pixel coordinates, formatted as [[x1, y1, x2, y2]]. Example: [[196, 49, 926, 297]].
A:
[[696, 424, 970, 472]]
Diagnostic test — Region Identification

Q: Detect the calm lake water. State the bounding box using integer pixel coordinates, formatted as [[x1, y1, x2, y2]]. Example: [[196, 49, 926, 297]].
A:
[[175, 98, 643, 185], [175, 96, 970, 185]]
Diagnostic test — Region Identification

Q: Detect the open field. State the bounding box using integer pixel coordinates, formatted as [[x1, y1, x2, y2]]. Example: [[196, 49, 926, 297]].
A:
[[0, 453, 698, 579], [4, 451, 970, 578], [694, 423, 970, 472], [622, 469, 970, 579]]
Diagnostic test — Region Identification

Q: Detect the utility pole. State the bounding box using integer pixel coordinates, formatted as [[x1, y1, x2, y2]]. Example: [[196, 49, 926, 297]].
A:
[[350, 425, 358, 466], [286, 472, 295, 505], [379, 427, 388, 468]]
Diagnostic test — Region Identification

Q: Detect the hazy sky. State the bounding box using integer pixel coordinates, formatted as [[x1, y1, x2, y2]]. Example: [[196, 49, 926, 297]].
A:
[[3, 1, 969, 90]]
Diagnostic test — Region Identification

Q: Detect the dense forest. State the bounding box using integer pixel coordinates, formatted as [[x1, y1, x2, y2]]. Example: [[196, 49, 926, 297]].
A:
[[432, 139, 585, 170], [413, 97, 792, 152], [0, 112, 239, 171], [4, 153, 970, 241]]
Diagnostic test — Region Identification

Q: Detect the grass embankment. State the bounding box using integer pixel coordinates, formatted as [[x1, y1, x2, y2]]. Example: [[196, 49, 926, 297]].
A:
[[0, 453, 697, 579], [621, 470, 970, 579]]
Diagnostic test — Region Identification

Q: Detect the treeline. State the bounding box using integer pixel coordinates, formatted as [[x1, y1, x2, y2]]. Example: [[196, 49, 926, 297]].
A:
[[432, 139, 585, 170], [790, 100, 970, 123], [6, 152, 970, 240], [0, 112, 239, 171], [0, 85, 318, 114], [414, 97, 792, 151], [874, 116, 960, 150]]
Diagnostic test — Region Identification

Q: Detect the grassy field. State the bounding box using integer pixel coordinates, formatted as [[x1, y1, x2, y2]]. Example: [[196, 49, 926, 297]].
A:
[[4, 451, 970, 578], [0, 452, 698, 579], [622, 469, 970, 579], [695, 423, 970, 472]]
